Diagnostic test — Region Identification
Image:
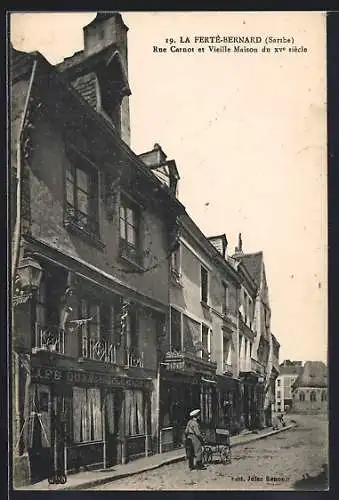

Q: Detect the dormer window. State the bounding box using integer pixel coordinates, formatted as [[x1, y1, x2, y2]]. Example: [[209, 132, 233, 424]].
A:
[[97, 52, 130, 135], [100, 75, 122, 133]]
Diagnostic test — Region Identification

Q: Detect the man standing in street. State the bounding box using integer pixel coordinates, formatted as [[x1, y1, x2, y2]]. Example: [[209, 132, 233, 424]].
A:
[[185, 409, 206, 470]]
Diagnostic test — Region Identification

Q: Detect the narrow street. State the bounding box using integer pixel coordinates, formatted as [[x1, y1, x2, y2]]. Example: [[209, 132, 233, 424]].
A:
[[93, 414, 328, 491]]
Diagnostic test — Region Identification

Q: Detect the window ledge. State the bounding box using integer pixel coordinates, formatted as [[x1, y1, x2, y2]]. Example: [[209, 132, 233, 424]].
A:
[[65, 220, 105, 250], [201, 301, 211, 311], [119, 252, 145, 272]]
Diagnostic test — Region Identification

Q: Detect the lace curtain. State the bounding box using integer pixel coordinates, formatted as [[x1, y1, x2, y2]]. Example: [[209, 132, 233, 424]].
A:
[[73, 387, 102, 443], [125, 390, 145, 436]]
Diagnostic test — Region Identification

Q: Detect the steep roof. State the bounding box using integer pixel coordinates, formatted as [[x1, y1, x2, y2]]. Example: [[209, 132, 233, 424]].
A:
[[279, 364, 303, 376], [235, 251, 263, 287], [292, 361, 327, 388]]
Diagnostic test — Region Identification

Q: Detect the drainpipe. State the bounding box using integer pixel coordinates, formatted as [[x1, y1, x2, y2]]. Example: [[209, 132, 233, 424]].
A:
[[11, 59, 38, 286], [11, 58, 37, 486]]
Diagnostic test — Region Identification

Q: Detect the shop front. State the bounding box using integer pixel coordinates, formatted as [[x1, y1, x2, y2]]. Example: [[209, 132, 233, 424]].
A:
[[239, 373, 258, 430], [216, 375, 242, 435], [21, 360, 153, 482], [159, 351, 217, 452]]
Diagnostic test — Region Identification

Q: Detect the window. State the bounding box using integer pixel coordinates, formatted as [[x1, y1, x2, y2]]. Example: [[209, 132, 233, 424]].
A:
[[65, 158, 99, 235], [125, 390, 145, 436], [100, 303, 116, 343], [80, 299, 100, 338], [200, 266, 209, 304], [120, 198, 140, 263], [223, 339, 232, 368], [171, 244, 181, 279], [98, 59, 124, 133], [73, 387, 102, 443], [222, 283, 228, 315], [36, 277, 46, 327], [299, 391, 305, 402], [170, 307, 181, 352], [202, 324, 210, 361], [200, 385, 214, 425], [310, 391, 317, 402], [79, 298, 101, 360], [277, 391, 281, 399], [321, 391, 327, 402], [124, 306, 138, 351], [248, 297, 253, 327], [34, 268, 69, 352], [277, 379, 281, 387]]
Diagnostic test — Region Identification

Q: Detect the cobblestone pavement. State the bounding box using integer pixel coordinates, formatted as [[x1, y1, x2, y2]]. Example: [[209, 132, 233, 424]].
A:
[[94, 414, 328, 491]]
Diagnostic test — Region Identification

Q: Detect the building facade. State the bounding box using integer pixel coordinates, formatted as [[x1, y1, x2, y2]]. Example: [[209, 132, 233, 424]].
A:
[[232, 236, 280, 427], [275, 360, 303, 412], [291, 361, 327, 414], [11, 13, 183, 485], [11, 11, 280, 485]]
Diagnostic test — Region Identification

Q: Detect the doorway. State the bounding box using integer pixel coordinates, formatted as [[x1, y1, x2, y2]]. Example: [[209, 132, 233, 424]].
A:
[[105, 390, 123, 467]]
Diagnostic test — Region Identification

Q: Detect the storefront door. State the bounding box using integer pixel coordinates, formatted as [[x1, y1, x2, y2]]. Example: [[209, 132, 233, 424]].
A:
[[105, 390, 123, 467], [27, 384, 53, 483]]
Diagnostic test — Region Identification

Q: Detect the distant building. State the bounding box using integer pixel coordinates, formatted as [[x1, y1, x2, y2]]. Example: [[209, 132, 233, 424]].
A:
[[275, 360, 303, 412], [291, 361, 327, 414], [232, 235, 279, 428]]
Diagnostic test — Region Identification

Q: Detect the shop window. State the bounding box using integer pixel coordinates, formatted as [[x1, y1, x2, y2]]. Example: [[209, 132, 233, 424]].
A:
[[200, 266, 209, 304], [26, 385, 51, 450], [310, 391, 317, 402], [65, 152, 99, 236], [119, 197, 141, 264], [299, 391, 305, 402], [200, 385, 214, 425], [125, 390, 145, 436], [72, 387, 102, 443], [39, 392, 49, 412]]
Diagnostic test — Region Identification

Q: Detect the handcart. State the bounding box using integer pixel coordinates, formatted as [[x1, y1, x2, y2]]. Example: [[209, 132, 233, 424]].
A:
[[202, 428, 232, 465]]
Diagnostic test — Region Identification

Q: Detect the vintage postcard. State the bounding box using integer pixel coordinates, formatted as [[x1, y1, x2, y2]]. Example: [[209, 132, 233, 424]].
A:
[[9, 11, 328, 491]]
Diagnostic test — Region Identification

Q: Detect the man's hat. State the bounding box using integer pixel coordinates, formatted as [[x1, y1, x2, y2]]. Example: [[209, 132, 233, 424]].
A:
[[190, 409, 201, 417]]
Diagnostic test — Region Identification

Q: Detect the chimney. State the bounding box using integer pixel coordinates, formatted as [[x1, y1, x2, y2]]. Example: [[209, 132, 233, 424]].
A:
[[83, 12, 131, 146], [234, 233, 243, 255], [83, 12, 129, 66]]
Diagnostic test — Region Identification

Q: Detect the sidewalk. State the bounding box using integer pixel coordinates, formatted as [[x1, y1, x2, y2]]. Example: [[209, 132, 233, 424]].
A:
[[16, 422, 296, 491]]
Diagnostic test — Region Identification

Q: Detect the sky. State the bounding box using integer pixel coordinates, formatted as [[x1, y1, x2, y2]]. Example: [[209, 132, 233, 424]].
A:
[[10, 12, 327, 363]]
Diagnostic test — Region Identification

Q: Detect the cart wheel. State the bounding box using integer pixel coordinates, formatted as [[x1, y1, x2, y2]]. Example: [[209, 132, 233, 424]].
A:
[[48, 476, 55, 484], [203, 447, 213, 464], [59, 474, 67, 484], [221, 446, 232, 464]]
